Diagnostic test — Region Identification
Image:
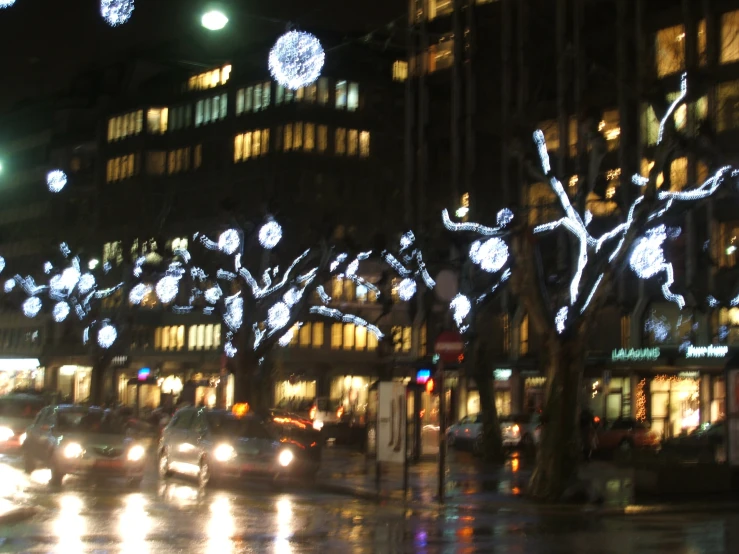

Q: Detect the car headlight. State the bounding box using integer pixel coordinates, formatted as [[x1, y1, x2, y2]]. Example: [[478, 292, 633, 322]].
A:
[[127, 445, 145, 462], [214, 444, 236, 462], [313, 420, 324, 431], [278, 449, 294, 467], [0, 427, 14, 442], [19, 432, 26, 446], [63, 443, 83, 458]]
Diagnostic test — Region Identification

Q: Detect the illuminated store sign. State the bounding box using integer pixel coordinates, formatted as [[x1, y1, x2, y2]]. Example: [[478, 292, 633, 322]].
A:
[[611, 348, 660, 362], [684, 345, 729, 359], [494, 369, 512, 381]]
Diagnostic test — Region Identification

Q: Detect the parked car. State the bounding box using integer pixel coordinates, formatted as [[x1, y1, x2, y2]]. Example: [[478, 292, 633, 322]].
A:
[[595, 417, 660, 453], [660, 421, 725, 463], [500, 414, 542, 448], [308, 397, 344, 431], [447, 413, 541, 453], [22, 405, 149, 486], [0, 393, 47, 451], [158, 407, 321, 487]]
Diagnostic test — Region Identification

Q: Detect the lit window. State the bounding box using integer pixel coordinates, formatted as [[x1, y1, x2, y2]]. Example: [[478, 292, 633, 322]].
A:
[[147, 108, 169, 134], [335, 128, 346, 155], [167, 147, 192, 175], [527, 182, 558, 226], [331, 323, 342, 350], [107, 110, 144, 142], [171, 237, 188, 252], [336, 80, 347, 109], [103, 241, 123, 265], [721, 11, 739, 64], [427, 0, 453, 20], [392, 326, 412, 353], [262, 82, 271, 108], [194, 144, 202, 168], [106, 154, 137, 183], [599, 110, 620, 151], [656, 25, 685, 77], [343, 324, 355, 350], [284, 124, 293, 151], [187, 324, 221, 350], [187, 64, 231, 91], [299, 323, 312, 347], [347, 82, 359, 111], [156, 326, 185, 351], [519, 315, 529, 356], [317, 78, 329, 104], [293, 122, 303, 150], [669, 157, 688, 191], [305, 83, 317, 103], [347, 129, 358, 156], [642, 104, 660, 146], [195, 94, 227, 127], [312, 322, 324, 348], [234, 130, 269, 162], [717, 80, 739, 132], [393, 61, 408, 81], [317, 125, 328, 153], [359, 131, 370, 157], [429, 33, 454, 73], [276, 84, 285, 105], [304, 123, 315, 152]]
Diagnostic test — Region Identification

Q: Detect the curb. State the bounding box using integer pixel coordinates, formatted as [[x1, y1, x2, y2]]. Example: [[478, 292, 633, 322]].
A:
[[0, 507, 37, 526], [316, 481, 739, 517]]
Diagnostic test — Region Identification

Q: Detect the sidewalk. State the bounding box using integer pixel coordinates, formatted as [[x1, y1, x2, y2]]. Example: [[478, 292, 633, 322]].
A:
[[314, 447, 739, 516]]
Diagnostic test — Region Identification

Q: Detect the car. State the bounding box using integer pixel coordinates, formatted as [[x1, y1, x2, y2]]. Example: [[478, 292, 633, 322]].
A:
[[308, 397, 344, 431], [0, 394, 47, 451], [499, 414, 542, 448], [447, 413, 541, 453], [595, 417, 661, 453], [22, 405, 149, 486], [158, 407, 321, 487], [660, 420, 726, 463]]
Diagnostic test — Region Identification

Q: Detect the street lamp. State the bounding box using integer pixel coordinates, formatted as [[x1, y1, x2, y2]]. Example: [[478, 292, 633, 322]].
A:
[[202, 10, 228, 31]]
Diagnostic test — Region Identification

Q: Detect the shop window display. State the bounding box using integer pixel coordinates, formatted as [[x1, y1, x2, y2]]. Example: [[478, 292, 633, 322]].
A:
[[649, 375, 700, 438]]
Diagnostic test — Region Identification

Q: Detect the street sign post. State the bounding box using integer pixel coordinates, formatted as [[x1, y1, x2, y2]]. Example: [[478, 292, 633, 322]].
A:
[[432, 331, 464, 503]]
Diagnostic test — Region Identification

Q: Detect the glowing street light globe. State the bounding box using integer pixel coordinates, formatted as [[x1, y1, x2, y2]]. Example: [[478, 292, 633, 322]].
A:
[[100, 0, 134, 27], [47, 170, 67, 193], [0, 1, 16, 9], [202, 10, 228, 31], [268, 31, 325, 91]]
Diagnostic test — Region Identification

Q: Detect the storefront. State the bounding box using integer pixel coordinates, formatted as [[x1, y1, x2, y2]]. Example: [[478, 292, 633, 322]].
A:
[[0, 359, 44, 396], [274, 377, 317, 411], [58, 365, 92, 403], [587, 346, 729, 439]]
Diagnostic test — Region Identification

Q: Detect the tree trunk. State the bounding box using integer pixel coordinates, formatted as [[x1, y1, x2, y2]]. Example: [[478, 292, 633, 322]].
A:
[[528, 335, 584, 500], [471, 340, 505, 462], [90, 352, 112, 406], [234, 353, 270, 414]]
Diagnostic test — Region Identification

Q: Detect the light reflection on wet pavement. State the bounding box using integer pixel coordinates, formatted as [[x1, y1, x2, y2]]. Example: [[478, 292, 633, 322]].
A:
[[0, 454, 738, 553]]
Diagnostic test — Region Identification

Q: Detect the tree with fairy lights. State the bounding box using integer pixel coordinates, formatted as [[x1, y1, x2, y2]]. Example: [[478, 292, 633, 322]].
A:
[[130, 217, 435, 412], [2, 242, 127, 403], [444, 74, 739, 500]]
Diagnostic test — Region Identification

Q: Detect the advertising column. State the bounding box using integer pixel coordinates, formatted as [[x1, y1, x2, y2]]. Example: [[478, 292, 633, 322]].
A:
[[377, 382, 406, 464]]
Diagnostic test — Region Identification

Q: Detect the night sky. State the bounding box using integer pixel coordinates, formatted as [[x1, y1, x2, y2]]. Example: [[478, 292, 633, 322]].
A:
[[0, 0, 403, 110]]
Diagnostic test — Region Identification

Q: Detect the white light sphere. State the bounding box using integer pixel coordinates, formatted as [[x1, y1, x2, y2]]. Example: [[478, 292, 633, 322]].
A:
[[283, 287, 300, 307], [78, 273, 96, 294], [497, 208, 514, 227], [128, 283, 150, 305], [53, 301, 70, 323], [155, 276, 179, 304], [267, 301, 290, 330], [100, 0, 134, 27], [4, 278, 15, 293], [43, 262, 53, 274], [258, 220, 283, 250], [469, 237, 508, 273], [97, 323, 117, 349], [224, 296, 243, 331], [268, 31, 325, 90], [0, 1, 16, 8], [397, 278, 417, 301], [23, 297, 42, 318], [450, 294, 471, 328], [630, 228, 666, 279], [46, 169, 67, 193], [204, 286, 222, 304], [218, 229, 240, 255]]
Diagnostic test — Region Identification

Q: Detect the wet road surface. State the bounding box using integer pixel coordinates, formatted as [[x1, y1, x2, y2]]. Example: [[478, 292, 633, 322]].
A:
[[1, 454, 739, 553]]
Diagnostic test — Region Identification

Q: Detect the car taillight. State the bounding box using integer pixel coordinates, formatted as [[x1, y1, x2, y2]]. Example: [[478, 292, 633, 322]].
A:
[[337, 406, 344, 419], [309, 406, 317, 420]]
